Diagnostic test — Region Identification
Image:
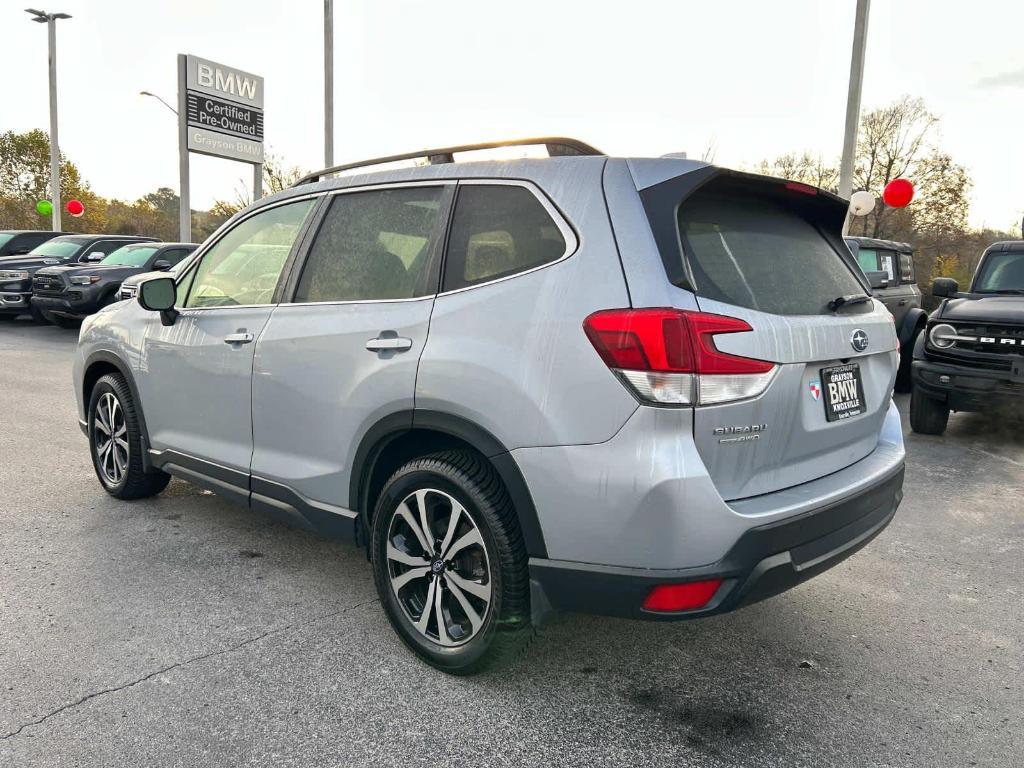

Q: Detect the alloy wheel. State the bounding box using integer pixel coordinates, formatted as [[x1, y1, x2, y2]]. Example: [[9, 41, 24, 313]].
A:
[[94, 392, 128, 486], [386, 488, 492, 647]]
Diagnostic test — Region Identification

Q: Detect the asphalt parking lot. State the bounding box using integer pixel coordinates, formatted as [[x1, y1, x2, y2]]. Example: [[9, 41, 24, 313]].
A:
[[1, 319, 1021, 768]]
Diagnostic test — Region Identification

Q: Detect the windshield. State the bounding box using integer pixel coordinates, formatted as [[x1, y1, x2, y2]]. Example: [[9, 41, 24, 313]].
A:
[[0, 234, 14, 248], [974, 251, 1024, 293], [28, 238, 84, 259], [678, 193, 865, 315], [101, 245, 159, 267]]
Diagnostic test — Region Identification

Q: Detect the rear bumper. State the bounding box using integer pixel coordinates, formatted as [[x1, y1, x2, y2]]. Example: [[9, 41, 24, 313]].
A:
[[912, 357, 1024, 410], [529, 465, 903, 622]]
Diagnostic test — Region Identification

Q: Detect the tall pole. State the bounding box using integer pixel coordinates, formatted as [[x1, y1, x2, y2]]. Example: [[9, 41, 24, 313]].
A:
[[177, 54, 191, 241], [324, 0, 334, 167], [46, 16, 61, 230], [838, 0, 870, 200]]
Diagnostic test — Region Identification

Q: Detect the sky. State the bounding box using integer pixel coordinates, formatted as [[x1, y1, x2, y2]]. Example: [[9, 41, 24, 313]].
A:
[[2, 0, 1022, 230]]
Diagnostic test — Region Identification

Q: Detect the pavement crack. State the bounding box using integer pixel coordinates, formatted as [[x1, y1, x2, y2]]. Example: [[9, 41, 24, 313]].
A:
[[0, 597, 379, 741]]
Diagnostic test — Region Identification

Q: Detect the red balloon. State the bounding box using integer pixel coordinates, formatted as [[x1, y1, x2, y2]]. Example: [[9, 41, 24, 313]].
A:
[[882, 178, 914, 208], [66, 199, 84, 216]]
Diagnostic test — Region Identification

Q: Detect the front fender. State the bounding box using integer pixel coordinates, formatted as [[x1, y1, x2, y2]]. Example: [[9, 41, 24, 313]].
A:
[[898, 307, 926, 347]]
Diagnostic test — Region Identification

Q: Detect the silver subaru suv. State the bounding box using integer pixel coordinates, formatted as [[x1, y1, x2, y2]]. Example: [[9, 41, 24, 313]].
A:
[[73, 138, 905, 674]]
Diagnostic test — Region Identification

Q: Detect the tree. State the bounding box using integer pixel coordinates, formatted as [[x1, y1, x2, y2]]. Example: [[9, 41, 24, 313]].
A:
[[209, 151, 309, 219]]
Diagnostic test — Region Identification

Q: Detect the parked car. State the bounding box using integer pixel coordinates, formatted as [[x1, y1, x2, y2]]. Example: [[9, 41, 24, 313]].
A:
[[73, 139, 905, 673], [118, 256, 194, 301], [845, 237, 925, 391], [910, 240, 1024, 434], [0, 230, 69, 257], [32, 242, 197, 327], [0, 233, 157, 322]]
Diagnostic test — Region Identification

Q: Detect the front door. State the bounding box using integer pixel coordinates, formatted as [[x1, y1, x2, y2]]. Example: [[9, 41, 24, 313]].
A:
[[138, 198, 317, 475], [250, 184, 453, 517]]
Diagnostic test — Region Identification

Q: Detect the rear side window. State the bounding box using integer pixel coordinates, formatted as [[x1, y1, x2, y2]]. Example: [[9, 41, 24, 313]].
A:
[[898, 252, 915, 283], [677, 193, 864, 315], [442, 184, 567, 292], [295, 186, 447, 302]]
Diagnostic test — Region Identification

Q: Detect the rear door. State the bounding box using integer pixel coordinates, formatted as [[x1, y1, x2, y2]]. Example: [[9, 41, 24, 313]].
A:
[[249, 183, 453, 517], [643, 173, 897, 500]]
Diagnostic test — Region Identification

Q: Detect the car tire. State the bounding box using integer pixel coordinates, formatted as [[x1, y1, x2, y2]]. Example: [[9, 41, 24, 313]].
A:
[[51, 314, 80, 329], [893, 326, 922, 393], [909, 384, 949, 435], [88, 373, 171, 500], [29, 305, 48, 324], [370, 450, 532, 674]]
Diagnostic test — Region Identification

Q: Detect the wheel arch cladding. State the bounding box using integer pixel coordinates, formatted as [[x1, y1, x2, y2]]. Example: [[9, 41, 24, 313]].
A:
[[83, 351, 153, 469], [351, 409, 548, 558], [899, 307, 927, 346]]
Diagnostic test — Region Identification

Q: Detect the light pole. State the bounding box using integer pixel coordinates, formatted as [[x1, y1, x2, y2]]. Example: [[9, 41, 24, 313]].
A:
[[838, 0, 870, 201], [324, 0, 334, 167], [26, 8, 71, 231], [140, 90, 178, 116]]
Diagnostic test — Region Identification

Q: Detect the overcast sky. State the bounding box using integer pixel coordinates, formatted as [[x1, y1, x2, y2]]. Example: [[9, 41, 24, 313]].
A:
[[3, 0, 1022, 230]]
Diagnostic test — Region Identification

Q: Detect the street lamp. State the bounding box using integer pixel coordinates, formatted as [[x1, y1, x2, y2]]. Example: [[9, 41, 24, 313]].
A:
[[26, 8, 71, 231], [139, 90, 178, 117]]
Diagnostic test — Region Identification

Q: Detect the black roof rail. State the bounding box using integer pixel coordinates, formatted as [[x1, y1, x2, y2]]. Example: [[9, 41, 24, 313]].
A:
[[291, 137, 603, 187]]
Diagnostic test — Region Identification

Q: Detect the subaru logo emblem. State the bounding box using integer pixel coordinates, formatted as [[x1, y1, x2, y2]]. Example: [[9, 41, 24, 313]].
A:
[[851, 329, 869, 352]]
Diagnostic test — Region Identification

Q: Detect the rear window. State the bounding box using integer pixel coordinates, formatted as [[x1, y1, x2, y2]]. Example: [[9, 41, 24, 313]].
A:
[[677, 193, 865, 315]]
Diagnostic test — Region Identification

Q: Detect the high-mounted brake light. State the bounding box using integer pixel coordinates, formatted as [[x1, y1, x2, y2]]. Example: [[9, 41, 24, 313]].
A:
[[583, 309, 776, 405], [784, 181, 818, 196]]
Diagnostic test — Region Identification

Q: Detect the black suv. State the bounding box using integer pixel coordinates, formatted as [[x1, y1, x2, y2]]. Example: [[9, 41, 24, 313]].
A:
[[910, 240, 1024, 434], [845, 237, 925, 391], [0, 234, 157, 322], [0, 230, 69, 257], [32, 242, 196, 327]]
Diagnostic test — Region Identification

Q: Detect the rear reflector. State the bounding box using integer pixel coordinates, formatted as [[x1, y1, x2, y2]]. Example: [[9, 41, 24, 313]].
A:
[[642, 579, 723, 612], [583, 309, 776, 405]]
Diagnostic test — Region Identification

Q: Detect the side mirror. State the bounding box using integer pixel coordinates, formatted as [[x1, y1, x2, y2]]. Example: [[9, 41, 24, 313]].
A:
[[86, 251, 106, 262], [138, 276, 178, 326], [152, 259, 172, 271], [932, 277, 959, 298], [866, 271, 889, 290]]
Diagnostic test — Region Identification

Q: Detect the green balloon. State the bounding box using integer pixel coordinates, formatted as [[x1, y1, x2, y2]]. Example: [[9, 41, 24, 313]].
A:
[[36, 200, 53, 216]]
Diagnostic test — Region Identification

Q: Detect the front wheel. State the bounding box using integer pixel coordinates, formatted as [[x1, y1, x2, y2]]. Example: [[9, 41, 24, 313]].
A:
[[371, 451, 532, 674], [909, 384, 950, 435], [88, 373, 170, 499]]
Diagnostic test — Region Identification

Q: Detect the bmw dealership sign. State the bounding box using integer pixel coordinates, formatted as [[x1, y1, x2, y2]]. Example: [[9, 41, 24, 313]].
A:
[[183, 54, 264, 163]]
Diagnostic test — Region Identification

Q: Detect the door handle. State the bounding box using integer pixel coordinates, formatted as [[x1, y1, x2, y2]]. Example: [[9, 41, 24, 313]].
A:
[[897, 299, 908, 306], [366, 335, 413, 352], [224, 332, 254, 345]]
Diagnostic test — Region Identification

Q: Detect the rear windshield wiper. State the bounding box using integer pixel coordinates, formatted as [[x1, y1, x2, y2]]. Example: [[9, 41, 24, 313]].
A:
[[828, 293, 872, 312]]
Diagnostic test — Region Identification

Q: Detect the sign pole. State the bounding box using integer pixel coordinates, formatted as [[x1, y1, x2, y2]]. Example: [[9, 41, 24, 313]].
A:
[[177, 53, 191, 242], [253, 163, 263, 202], [324, 0, 334, 167], [838, 0, 870, 200], [46, 16, 62, 231]]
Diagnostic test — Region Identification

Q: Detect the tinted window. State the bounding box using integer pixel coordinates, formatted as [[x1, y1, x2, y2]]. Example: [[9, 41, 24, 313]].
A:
[[442, 185, 567, 292], [974, 251, 1024, 292], [0, 234, 14, 249], [295, 187, 445, 302], [185, 199, 314, 308], [678, 193, 864, 315], [161, 248, 193, 266]]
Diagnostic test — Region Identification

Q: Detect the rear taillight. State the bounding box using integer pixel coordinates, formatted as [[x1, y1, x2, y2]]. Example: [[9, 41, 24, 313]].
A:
[[583, 308, 776, 406], [642, 579, 723, 612]]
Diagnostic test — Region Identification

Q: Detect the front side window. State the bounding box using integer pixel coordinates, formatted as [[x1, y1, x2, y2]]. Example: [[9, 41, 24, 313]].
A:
[[295, 186, 446, 303], [877, 250, 896, 283], [101, 246, 159, 267], [855, 247, 879, 274], [442, 184, 567, 292], [185, 199, 314, 308]]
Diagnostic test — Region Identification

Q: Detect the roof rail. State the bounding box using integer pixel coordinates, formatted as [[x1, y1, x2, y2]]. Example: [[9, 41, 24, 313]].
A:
[[291, 137, 603, 187]]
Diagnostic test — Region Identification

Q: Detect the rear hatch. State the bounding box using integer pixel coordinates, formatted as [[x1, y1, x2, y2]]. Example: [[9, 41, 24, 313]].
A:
[[636, 168, 898, 500]]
